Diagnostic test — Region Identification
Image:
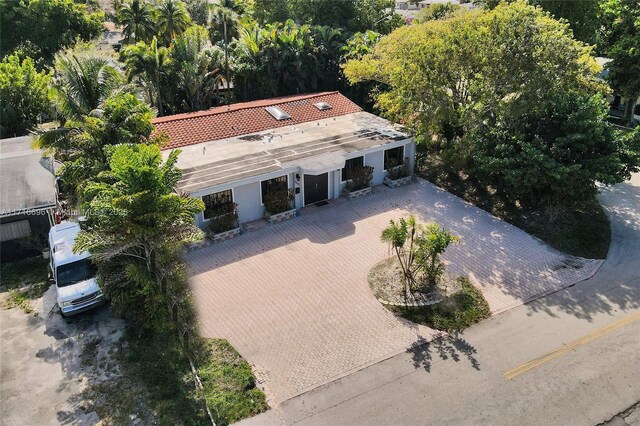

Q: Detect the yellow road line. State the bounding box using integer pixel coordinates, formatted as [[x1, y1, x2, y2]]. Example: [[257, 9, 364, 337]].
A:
[[504, 311, 640, 380]]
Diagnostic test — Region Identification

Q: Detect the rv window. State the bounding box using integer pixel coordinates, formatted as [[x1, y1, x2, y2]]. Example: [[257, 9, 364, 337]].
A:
[[56, 259, 96, 287]]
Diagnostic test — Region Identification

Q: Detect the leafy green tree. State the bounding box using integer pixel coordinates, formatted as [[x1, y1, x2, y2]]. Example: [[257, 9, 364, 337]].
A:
[[74, 141, 214, 424], [169, 26, 227, 111], [474, 0, 600, 44], [74, 143, 204, 333], [531, 0, 600, 44], [415, 3, 462, 23], [183, 0, 209, 26], [117, 0, 158, 44], [233, 20, 320, 99], [345, 2, 638, 210], [0, 54, 51, 137], [0, 0, 104, 65], [209, 4, 240, 93], [290, 0, 357, 29], [250, 0, 290, 24], [601, 0, 640, 125], [350, 0, 404, 34], [156, 0, 192, 44], [341, 30, 381, 61], [471, 91, 640, 210], [312, 26, 345, 91], [37, 93, 162, 194]]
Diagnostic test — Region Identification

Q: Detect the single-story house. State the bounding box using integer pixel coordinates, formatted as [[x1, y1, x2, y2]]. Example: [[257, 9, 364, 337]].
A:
[[0, 136, 57, 261], [152, 92, 415, 231]]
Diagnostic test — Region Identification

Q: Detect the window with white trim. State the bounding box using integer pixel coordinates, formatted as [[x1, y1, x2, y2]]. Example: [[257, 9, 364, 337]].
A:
[[341, 156, 364, 182], [202, 190, 233, 220], [384, 146, 404, 171], [261, 175, 288, 203]]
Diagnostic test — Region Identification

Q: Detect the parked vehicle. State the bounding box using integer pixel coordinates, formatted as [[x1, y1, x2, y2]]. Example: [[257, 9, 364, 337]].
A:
[[48, 222, 104, 317]]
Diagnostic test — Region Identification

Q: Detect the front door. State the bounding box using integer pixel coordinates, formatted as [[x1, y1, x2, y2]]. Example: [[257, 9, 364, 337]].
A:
[[304, 173, 328, 205]]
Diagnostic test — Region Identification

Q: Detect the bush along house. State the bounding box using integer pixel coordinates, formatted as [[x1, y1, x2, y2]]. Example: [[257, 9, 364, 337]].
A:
[[153, 92, 415, 238]]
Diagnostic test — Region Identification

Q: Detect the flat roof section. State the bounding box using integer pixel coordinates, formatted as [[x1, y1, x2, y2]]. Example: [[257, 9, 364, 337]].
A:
[[0, 136, 56, 217], [175, 111, 409, 193]]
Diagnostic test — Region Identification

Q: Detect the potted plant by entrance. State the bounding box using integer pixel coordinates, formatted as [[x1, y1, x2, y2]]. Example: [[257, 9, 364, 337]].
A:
[[384, 157, 412, 188], [208, 198, 241, 243], [263, 188, 296, 223], [342, 165, 374, 200]]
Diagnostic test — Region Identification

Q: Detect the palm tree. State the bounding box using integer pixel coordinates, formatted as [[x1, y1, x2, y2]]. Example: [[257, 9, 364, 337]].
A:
[[156, 0, 192, 44], [209, 4, 239, 99], [121, 37, 171, 115], [38, 51, 125, 154], [312, 25, 344, 90], [117, 0, 157, 44], [233, 24, 266, 100], [37, 93, 158, 197], [74, 143, 211, 423], [49, 52, 123, 122], [171, 29, 226, 111]]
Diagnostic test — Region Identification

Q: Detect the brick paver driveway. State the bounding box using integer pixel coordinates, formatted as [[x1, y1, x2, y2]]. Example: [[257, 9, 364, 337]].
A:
[[187, 179, 602, 404]]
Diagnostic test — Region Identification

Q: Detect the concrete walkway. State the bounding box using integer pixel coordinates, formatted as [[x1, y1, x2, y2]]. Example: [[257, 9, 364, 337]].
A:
[[187, 179, 602, 404]]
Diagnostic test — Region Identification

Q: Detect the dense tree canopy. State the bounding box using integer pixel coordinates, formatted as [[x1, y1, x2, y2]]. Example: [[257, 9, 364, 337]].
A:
[[0, 54, 51, 137], [37, 92, 162, 193], [600, 0, 640, 125], [249, 0, 403, 34], [345, 1, 639, 209], [75, 143, 204, 331], [0, 0, 104, 65], [475, 0, 600, 44]]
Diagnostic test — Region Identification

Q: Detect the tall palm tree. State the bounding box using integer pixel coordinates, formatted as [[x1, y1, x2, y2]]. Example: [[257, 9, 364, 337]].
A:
[[209, 5, 239, 100], [312, 25, 344, 90], [156, 0, 192, 45], [117, 0, 157, 44], [233, 24, 266, 100], [171, 29, 226, 111], [121, 37, 171, 116]]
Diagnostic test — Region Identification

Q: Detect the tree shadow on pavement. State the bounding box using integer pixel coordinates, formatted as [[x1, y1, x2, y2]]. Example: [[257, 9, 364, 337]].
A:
[[523, 180, 640, 322], [408, 332, 480, 373]]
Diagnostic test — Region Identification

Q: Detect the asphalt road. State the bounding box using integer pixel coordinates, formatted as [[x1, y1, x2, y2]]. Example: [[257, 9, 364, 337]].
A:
[[243, 173, 640, 426]]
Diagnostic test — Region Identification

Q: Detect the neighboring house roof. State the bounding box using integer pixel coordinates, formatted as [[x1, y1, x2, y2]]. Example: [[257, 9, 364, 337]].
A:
[[152, 92, 363, 150], [0, 136, 56, 218]]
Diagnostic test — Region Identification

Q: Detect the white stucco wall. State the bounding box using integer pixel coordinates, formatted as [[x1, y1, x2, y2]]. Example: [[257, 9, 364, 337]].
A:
[[234, 181, 263, 224], [192, 138, 416, 229], [366, 150, 385, 186]]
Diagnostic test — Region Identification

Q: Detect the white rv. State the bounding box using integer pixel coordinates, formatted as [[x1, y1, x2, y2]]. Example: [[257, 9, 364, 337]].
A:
[[48, 222, 104, 317]]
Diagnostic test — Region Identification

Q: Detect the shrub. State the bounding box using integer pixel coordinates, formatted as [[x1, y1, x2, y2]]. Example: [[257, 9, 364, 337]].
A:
[[386, 157, 410, 180], [345, 165, 374, 191], [208, 202, 239, 234], [263, 188, 294, 214], [381, 215, 459, 293]]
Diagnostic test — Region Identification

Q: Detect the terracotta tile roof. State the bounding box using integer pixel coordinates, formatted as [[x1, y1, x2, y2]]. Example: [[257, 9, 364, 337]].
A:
[[152, 92, 363, 150]]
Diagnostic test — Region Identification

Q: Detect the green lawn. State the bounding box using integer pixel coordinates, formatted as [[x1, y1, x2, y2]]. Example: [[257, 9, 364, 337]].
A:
[[389, 277, 491, 332], [0, 256, 49, 289], [86, 329, 268, 425], [1, 257, 51, 313], [199, 339, 269, 425], [418, 155, 611, 259]]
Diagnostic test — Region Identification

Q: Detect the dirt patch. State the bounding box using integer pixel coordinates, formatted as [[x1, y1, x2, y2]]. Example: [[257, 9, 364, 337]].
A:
[[0, 285, 127, 425]]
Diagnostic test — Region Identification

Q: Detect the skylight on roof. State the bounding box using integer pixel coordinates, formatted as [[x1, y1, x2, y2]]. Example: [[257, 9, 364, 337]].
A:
[[314, 102, 332, 111], [265, 106, 291, 120]]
